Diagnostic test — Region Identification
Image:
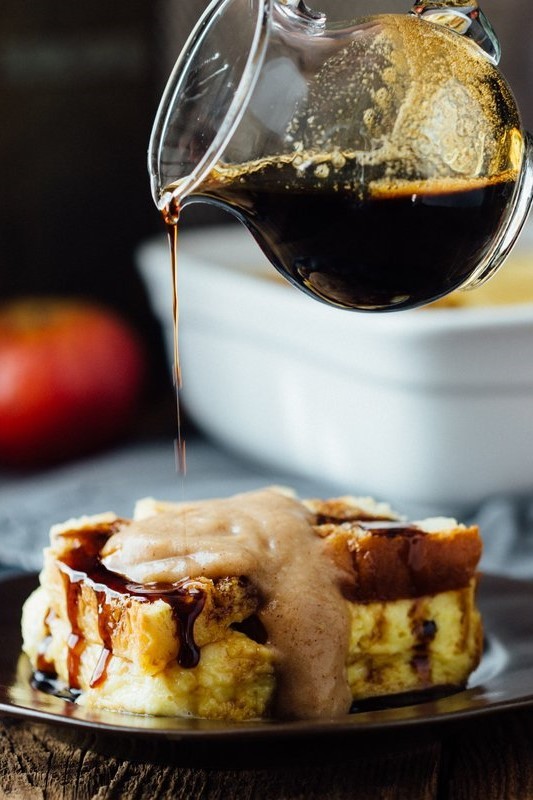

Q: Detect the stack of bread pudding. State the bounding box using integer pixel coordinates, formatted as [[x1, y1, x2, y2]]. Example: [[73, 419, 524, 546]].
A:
[[22, 488, 482, 720]]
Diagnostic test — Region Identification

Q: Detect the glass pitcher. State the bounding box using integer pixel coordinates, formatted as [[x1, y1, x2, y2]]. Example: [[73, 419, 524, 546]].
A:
[[149, 0, 533, 311]]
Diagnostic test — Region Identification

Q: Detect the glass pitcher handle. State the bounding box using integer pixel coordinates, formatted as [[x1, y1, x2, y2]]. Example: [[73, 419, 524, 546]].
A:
[[411, 1, 501, 64]]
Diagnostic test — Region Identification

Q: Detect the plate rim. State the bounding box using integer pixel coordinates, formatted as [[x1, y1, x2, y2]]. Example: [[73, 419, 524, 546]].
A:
[[3, 571, 533, 742]]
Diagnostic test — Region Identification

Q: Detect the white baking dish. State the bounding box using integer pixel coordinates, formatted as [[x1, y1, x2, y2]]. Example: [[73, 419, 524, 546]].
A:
[[137, 222, 533, 510]]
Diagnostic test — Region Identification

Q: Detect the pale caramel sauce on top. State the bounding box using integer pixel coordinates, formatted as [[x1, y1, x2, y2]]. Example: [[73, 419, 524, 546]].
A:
[[101, 489, 352, 719]]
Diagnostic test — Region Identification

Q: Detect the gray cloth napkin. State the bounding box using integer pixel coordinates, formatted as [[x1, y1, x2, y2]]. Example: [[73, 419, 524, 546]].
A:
[[0, 440, 337, 572], [1, 439, 532, 579]]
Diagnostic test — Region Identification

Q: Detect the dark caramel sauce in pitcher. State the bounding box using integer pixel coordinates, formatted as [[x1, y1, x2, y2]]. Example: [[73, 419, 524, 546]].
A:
[[192, 155, 518, 310]]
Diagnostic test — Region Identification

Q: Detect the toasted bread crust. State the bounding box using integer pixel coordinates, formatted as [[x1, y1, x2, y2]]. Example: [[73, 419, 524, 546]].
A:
[[318, 522, 482, 602], [41, 549, 259, 675], [22, 492, 483, 720]]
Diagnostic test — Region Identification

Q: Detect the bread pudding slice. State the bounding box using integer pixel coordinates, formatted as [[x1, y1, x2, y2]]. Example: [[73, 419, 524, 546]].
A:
[[22, 489, 482, 720]]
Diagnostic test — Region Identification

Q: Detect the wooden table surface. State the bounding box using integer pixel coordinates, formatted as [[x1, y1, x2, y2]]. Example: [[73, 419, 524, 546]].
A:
[[2, 575, 532, 799], [2, 707, 533, 799]]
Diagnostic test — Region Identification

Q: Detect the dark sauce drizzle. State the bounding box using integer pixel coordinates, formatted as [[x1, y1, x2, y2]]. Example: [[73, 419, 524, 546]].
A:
[[32, 671, 82, 703], [316, 516, 423, 542], [35, 610, 56, 674], [314, 513, 399, 527], [356, 521, 422, 537], [409, 601, 438, 685], [358, 524, 439, 684], [38, 525, 206, 693]]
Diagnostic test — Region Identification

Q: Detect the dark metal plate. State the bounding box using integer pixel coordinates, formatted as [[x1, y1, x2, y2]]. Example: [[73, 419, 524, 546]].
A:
[[0, 573, 531, 742]]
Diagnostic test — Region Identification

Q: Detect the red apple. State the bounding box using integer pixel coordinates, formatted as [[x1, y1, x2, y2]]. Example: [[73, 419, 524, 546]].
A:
[[0, 298, 147, 468]]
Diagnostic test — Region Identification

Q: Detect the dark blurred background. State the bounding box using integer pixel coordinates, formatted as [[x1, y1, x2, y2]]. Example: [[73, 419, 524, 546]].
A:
[[1, 0, 532, 424]]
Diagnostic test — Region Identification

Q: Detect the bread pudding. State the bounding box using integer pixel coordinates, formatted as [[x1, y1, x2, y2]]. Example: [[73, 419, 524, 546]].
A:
[[21, 488, 482, 720]]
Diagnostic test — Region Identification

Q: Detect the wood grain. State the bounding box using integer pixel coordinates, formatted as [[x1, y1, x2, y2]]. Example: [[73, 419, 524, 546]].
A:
[[0, 718, 441, 800], [2, 711, 533, 799]]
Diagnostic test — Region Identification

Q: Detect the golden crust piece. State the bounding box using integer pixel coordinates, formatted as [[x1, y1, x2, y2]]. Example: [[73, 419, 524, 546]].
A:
[[304, 495, 482, 602], [319, 521, 481, 602], [40, 552, 258, 676], [21, 492, 483, 720]]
